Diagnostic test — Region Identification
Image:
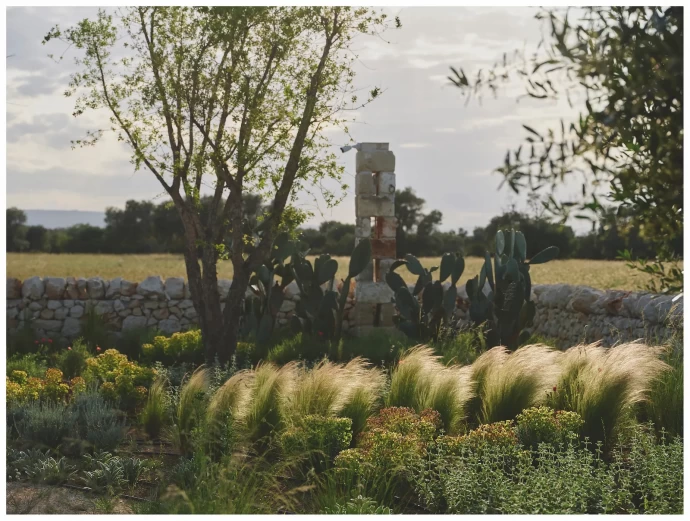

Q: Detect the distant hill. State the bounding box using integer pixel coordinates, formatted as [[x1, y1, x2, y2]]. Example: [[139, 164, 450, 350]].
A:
[[23, 209, 106, 229]]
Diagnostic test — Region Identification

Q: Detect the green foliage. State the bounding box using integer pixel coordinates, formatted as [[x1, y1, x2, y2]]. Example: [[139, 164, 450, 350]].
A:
[[279, 415, 353, 471], [45, 6, 394, 363], [451, 7, 683, 292], [81, 304, 112, 352], [6, 353, 48, 378], [84, 348, 156, 410], [115, 326, 159, 361], [515, 406, 583, 450], [643, 332, 683, 437], [339, 328, 413, 366], [322, 495, 393, 514], [171, 368, 209, 457], [244, 232, 297, 347], [141, 330, 204, 365], [244, 363, 296, 446], [267, 332, 331, 364], [56, 338, 90, 379], [433, 327, 484, 366], [72, 391, 126, 451], [611, 425, 683, 514], [386, 252, 465, 342], [13, 401, 77, 448], [140, 377, 169, 440], [547, 342, 668, 449], [291, 238, 371, 342], [466, 229, 558, 350], [469, 345, 561, 425]]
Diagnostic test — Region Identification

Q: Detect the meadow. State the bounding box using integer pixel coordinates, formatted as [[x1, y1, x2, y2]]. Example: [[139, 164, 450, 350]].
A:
[[5, 253, 667, 291]]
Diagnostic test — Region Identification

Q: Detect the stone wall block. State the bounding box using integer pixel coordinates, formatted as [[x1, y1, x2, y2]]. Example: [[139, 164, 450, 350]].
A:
[[359, 142, 389, 153], [137, 276, 164, 298], [376, 172, 396, 197], [355, 195, 395, 218], [355, 260, 374, 283], [22, 276, 44, 300], [106, 278, 122, 298], [371, 238, 396, 259], [7, 278, 22, 299], [122, 315, 147, 331], [356, 150, 395, 173], [355, 281, 394, 305], [218, 279, 232, 301], [374, 217, 397, 239], [86, 277, 106, 299], [121, 279, 138, 296], [355, 217, 372, 238], [355, 171, 376, 195], [76, 278, 89, 299], [165, 277, 185, 299]]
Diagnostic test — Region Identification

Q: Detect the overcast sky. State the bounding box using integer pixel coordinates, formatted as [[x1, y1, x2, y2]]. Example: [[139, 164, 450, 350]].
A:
[[6, 6, 588, 234]]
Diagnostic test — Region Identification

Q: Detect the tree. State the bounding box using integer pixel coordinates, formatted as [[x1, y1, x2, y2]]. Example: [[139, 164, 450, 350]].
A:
[[6, 208, 28, 252], [45, 7, 392, 363], [394, 187, 427, 257], [450, 7, 682, 291]]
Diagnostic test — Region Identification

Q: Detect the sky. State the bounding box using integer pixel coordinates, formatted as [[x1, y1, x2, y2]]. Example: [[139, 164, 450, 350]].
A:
[[6, 6, 589, 234]]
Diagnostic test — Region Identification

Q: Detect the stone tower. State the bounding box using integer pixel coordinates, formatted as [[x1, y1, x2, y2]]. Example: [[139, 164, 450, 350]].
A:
[[352, 143, 397, 335]]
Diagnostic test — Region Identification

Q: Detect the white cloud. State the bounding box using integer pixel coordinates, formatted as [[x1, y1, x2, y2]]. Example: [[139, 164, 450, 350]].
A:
[[399, 143, 431, 149]]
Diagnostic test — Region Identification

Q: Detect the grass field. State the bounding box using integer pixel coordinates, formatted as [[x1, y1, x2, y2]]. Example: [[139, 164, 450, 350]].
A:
[[5, 253, 671, 291]]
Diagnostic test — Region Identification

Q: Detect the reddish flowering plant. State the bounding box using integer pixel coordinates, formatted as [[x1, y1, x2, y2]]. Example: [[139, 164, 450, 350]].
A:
[[552, 386, 557, 392], [96, 346, 102, 352], [67, 346, 72, 351]]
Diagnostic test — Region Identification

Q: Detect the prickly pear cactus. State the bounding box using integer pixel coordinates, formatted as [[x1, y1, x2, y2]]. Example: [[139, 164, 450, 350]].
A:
[[385, 252, 465, 341], [291, 238, 371, 343], [466, 229, 559, 350]]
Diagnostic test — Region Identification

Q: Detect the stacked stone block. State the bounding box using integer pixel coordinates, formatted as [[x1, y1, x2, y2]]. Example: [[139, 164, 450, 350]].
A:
[[353, 143, 397, 336]]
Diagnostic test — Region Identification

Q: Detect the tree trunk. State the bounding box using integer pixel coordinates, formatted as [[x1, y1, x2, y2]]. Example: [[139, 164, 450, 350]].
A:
[[221, 264, 252, 365], [178, 208, 226, 365], [199, 245, 225, 364]]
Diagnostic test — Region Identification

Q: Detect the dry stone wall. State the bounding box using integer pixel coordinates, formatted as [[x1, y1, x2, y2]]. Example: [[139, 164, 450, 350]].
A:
[[448, 282, 681, 347], [7, 274, 679, 348], [5, 276, 353, 343]]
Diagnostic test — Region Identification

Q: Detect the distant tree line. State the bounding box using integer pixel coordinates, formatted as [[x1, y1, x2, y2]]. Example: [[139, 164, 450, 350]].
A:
[[6, 187, 680, 260]]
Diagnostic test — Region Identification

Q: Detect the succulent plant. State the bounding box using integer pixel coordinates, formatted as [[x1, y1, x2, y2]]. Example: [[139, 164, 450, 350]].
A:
[[244, 232, 297, 346], [291, 238, 372, 342], [466, 229, 559, 350], [385, 252, 465, 341]]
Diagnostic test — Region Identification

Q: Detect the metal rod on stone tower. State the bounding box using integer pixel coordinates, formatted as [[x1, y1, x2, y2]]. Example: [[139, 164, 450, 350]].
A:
[[352, 143, 398, 336]]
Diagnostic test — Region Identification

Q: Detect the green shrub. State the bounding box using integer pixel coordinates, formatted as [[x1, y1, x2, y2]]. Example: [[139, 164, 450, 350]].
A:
[[385, 346, 439, 410], [280, 415, 352, 471], [56, 338, 90, 379], [84, 348, 156, 410], [14, 401, 78, 447], [140, 377, 168, 440], [266, 333, 329, 364], [81, 305, 112, 352], [548, 342, 668, 449], [171, 368, 209, 457], [470, 345, 561, 425], [335, 407, 441, 482], [339, 329, 413, 366], [72, 391, 125, 451], [611, 425, 683, 514], [6, 353, 48, 378], [25, 455, 77, 485], [515, 406, 583, 450], [644, 332, 683, 437], [245, 363, 297, 445], [116, 326, 159, 361], [322, 495, 393, 514], [433, 327, 484, 366], [141, 330, 204, 365]]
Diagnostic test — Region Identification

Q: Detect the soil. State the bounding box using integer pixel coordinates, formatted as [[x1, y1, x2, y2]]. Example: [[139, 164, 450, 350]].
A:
[[6, 483, 134, 515]]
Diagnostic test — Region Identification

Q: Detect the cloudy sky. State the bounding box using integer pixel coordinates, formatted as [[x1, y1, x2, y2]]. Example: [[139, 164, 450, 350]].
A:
[[6, 6, 587, 234]]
